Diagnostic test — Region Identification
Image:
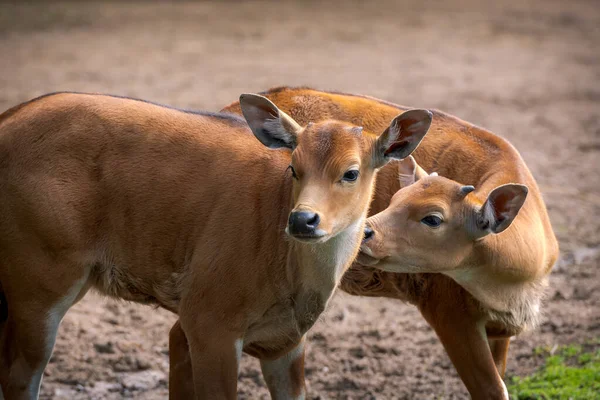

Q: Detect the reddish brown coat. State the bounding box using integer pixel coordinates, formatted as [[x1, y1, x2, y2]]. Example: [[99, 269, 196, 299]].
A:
[[0, 92, 430, 399], [221, 87, 559, 400]]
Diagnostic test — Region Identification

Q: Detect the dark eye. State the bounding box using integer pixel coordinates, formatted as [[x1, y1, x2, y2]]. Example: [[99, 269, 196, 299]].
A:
[[342, 170, 359, 182], [421, 215, 443, 228], [287, 165, 298, 180]]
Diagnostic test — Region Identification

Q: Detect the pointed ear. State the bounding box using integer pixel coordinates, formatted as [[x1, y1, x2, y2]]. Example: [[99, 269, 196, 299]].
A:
[[397, 156, 431, 187], [373, 109, 432, 168], [477, 184, 528, 234], [239, 94, 302, 150]]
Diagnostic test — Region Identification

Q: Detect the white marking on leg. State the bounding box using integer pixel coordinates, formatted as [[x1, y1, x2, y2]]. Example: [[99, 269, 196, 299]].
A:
[[45, 273, 89, 353], [235, 338, 243, 375], [260, 341, 306, 400], [502, 379, 509, 400], [31, 272, 89, 396]]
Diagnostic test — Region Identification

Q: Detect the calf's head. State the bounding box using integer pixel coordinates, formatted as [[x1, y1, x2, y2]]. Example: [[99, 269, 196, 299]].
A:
[[240, 94, 432, 244], [359, 157, 529, 271]]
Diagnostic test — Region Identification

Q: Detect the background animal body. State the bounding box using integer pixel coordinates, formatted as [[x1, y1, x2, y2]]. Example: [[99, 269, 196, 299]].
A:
[[1, 0, 599, 398]]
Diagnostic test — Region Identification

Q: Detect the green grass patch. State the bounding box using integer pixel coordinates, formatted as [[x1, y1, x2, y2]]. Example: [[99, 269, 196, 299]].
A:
[[508, 343, 600, 399]]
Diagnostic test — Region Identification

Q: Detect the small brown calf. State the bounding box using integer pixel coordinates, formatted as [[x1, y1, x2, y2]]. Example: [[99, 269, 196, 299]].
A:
[[214, 87, 559, 400], [0, 92, 432, 399], [356, 156, 534, 399]]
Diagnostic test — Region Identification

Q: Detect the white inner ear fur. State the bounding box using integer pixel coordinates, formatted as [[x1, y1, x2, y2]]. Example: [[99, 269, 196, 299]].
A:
[[263, 117, 295, 145], [398, 173, 415, 188], [397, 156, 417, 187], [397, 156, 435, 187], [479, 202, 497, 232]]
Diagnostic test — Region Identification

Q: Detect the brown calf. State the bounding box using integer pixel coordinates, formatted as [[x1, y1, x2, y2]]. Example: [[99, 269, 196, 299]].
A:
[[0, 92, 432, 399], [216, 87, 559, 399]]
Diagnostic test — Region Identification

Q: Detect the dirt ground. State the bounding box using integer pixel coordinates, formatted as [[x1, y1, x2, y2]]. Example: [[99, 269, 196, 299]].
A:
[[1, 0, 599, 398]]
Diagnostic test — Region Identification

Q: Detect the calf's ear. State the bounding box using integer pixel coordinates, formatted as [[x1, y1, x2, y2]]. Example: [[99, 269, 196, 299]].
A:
[[397, 155, 434, 188], [239, 94, 302, 150], [476, 184, 528, 234], [373, 109, 432, 168]]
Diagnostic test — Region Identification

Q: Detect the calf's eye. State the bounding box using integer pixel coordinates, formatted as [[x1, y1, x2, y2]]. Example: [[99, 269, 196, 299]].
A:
[[421, 215, 442, 228], [342, 170, 359, 182]]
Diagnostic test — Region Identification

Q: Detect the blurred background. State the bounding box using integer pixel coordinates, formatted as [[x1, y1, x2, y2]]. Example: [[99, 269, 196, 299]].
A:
[[1, 0, 599, 398]]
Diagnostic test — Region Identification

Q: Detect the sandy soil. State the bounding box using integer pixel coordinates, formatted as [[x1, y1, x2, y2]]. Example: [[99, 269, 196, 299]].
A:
[[1, 1, 599, 398]]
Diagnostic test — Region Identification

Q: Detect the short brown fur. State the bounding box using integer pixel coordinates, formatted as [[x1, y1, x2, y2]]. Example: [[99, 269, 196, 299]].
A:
[[218, 87, 559, 399], [0, 92, 430, 399]]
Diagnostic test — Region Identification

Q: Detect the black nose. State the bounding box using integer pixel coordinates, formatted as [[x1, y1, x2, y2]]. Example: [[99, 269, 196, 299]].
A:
[[288, 211, 320, 235], [363, 226, 375, 242]]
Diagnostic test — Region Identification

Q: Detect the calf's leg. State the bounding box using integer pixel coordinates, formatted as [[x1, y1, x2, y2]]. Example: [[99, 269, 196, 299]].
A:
[[0, 254, 89, 400], [417, 278, 508, 400], [169, 320, 195, 400], [260, 337, 307, 400]]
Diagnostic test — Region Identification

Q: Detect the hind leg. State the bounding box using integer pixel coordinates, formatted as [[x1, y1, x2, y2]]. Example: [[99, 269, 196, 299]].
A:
[[0, 258, 89, 400], [417, 277, 508, 400], [169, 320, 195, 400], [1, 312, 60, 399]]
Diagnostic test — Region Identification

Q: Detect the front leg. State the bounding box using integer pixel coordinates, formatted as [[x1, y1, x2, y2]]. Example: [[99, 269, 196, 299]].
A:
[[489, 337, 511, 378], [417, 278, 508, 400], [179, 315, 242, 400], [260, 337, 307, 400]]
